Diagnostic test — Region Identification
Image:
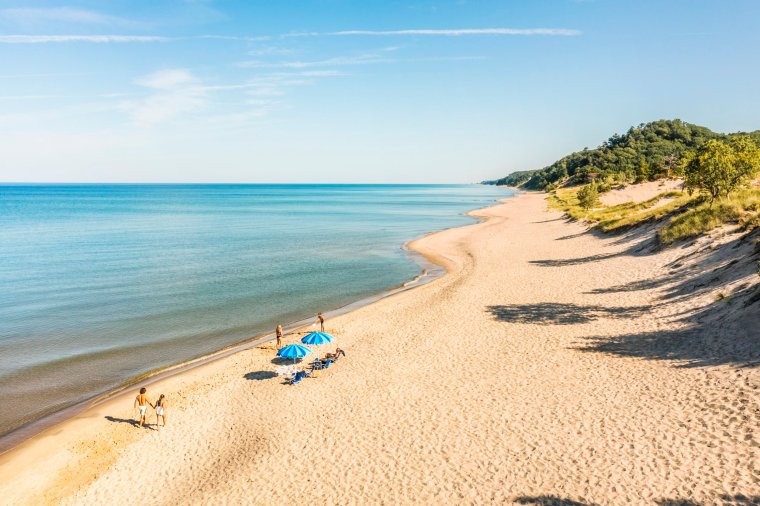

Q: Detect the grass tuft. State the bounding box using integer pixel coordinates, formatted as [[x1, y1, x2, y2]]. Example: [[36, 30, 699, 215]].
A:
[[548, 184, 760, 245], [658, 188, 760, 244]]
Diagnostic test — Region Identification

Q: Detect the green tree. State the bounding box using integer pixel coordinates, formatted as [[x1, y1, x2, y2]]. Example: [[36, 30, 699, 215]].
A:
[[577, 183, 600, 210], [663, 152, 680, 177], [684, 137, 760, 206], [726, 136, 760, 198], [684, 139, 733, 206]]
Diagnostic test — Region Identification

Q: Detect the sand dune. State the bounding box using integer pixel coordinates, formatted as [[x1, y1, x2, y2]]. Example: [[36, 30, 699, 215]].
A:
[[0, 192, 758, 506], [600, 179, 684, 206]]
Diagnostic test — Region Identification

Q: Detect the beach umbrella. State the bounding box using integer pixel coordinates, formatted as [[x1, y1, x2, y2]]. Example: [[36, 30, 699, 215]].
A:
[[301, 331, 334, 368], [301, 331, 334, 346], [277, 343, 312, 361]]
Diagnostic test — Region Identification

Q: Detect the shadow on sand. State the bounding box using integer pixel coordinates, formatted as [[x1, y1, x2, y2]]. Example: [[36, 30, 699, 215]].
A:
[[513, 494, 760, 506], [513, 496, 597, 506], [656, 496, 760, 506], [529, 253, 620, 267], [271, 356, 302, 366], [487, 303, 650, 325], [104, 416, 155, 429], [511, 220, 760, 369], [243, 371, 278, 381]]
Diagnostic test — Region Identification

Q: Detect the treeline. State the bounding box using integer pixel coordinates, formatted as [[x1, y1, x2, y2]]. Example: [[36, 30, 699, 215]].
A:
[[484, 119, 760, 190]]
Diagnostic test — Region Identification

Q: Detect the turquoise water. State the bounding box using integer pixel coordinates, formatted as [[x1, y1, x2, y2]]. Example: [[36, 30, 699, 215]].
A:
[[0, 184, 512, 438]]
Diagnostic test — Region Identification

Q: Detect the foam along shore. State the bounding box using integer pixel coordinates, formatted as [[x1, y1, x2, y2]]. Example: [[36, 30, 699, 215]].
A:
[[1, 192, 758, 505]]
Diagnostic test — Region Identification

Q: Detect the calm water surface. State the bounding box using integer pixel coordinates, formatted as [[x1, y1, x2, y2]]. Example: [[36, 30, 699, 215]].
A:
[[0, 184, 512, 438]]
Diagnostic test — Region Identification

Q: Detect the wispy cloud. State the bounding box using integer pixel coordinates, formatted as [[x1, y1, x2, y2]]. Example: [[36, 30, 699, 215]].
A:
[[239, 53, 483, 69], [289, 28, 582, 37], [125, 69, 207, 126], [247, 45, 295, 56], [240, 53, 394, 69], [0, 28, 580, 44], [0, 94, 58, 101], [0, 7, 133, 26], [0, 35, 168, 43], [0, 72, 95, 79], [120, 68, 343, 126], [196, 34, 271, 42]]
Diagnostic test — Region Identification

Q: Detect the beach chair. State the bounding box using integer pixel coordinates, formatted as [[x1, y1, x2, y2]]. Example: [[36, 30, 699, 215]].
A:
[[289, 370, 306, 385]]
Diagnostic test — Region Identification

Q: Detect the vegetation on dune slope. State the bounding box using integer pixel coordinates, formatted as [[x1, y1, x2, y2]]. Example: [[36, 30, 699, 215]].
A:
[[484, 119, 760, 191], [490, 119, 760, 246], [550, 185, 760, 243]]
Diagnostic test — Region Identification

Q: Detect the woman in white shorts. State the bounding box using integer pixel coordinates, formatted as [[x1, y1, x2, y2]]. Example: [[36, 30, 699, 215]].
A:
[[155, 394, 168, 427]]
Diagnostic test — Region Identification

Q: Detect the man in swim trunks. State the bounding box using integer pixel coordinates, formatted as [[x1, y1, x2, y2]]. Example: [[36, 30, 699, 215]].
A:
[[134, 387, 152, 427], [317, 312, 325, 332], [276, 323, 283, 347]]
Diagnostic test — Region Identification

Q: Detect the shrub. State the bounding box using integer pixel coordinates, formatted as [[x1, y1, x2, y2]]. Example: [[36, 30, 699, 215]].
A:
[[684, 136, 760, 206], [577, 184, 600, 210]]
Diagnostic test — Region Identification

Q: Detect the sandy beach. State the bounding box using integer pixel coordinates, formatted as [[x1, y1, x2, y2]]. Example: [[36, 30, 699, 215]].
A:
[[0, 192, 758, 506]]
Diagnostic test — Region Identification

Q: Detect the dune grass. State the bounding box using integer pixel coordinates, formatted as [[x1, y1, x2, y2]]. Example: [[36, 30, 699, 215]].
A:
[[549, 188, 695, 232], [548, 185, 760, 243], [658, 188, 760, 244]]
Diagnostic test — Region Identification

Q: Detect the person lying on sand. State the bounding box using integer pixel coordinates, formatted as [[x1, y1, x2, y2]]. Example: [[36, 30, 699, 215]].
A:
[[134, 387, 153, 427], [334, 347, 345, 358], [155, 394, 168, 428]]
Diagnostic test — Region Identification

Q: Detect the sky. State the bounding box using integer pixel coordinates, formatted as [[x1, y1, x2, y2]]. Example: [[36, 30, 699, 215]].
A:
[[1, 0, 759, 183]]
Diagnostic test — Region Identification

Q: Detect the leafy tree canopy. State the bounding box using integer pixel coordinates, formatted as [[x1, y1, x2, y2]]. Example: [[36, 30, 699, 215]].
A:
[[483, 119, 760, 190], [684, 136, 760, 205]]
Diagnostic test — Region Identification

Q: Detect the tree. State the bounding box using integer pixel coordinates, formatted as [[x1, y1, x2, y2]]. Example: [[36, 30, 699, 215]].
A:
[[684, 139, 733, 206], [663, 152, 680, 177], [726, 136, 760, 197], [684, 137, 760, 206], [577, 183, 600, 210]]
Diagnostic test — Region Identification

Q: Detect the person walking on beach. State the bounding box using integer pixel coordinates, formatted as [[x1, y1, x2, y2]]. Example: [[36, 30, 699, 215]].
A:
[[155, 394, 168, 428], [134, 387, 152, 428], [276, 323, 283, 347], [317, 312, 325, 332]]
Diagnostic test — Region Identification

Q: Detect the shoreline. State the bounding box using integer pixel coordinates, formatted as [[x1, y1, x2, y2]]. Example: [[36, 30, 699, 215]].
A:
[[4, 189, 754, 505], [0, 196, 502, 457]]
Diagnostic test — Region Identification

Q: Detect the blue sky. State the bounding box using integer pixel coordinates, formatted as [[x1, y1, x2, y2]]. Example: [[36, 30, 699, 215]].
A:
[[1, 0, 759, 183]]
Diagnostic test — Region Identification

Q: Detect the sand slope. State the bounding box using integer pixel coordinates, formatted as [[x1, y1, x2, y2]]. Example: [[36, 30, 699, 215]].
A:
[[1, 193, 758, 506], [600, 179, 684, 206]]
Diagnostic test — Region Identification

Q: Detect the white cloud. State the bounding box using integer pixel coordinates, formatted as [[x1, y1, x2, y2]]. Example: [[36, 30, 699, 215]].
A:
[[197, 35, 271, 42], [126, 69, 207, 126], [0, 7, 132, 26], [240, 53, 394, 69], [0, 35, 168, 43], [239, 53, 483, 69], [136, 69, 197, 90], [121, 69, 341, 126], [0, 94, 57, 101], [247, 45, 295, 56], [289, 28, 582, 37]]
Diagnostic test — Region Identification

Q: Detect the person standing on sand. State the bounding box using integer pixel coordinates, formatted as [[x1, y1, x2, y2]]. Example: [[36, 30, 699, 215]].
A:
[[317, 312, 325, 332], [134, 387, 152, 427], [276, 323, 283, 347], [155, 394, 168, 428]]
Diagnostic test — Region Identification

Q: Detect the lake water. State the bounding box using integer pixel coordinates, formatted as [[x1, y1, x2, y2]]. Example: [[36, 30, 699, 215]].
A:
[[0, 184, 512, 440]]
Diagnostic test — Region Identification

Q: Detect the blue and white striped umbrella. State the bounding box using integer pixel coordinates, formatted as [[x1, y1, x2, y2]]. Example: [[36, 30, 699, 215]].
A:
[[277, 343, 312, 360], [301, 332, 334, 346]]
